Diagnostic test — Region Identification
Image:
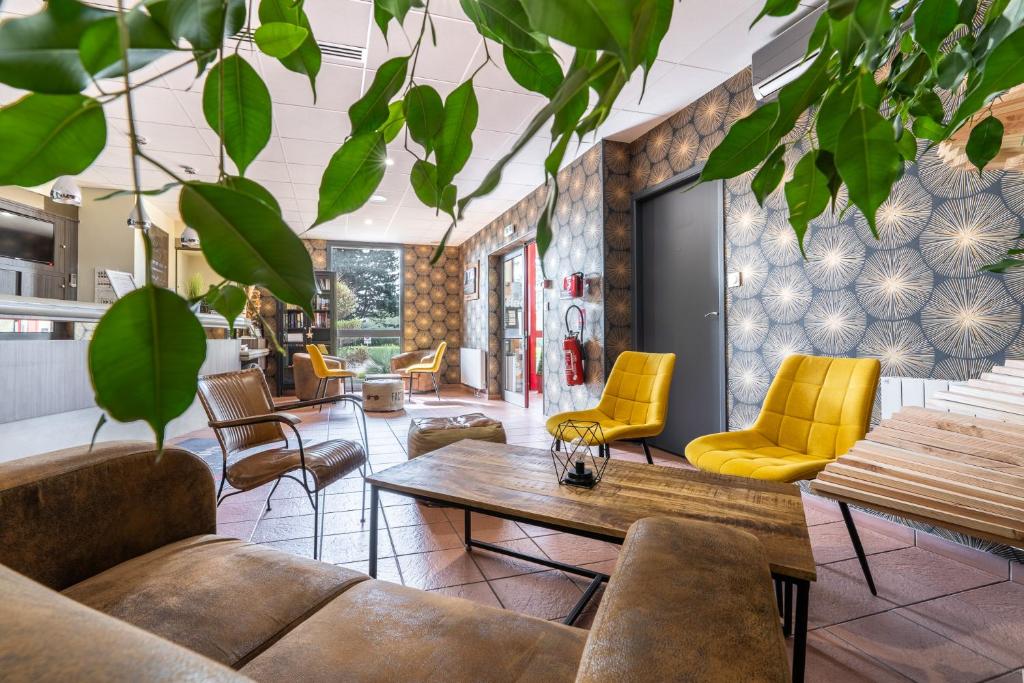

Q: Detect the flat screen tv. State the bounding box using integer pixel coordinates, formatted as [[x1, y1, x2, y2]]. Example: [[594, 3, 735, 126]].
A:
[[0, 209, 55, 265]]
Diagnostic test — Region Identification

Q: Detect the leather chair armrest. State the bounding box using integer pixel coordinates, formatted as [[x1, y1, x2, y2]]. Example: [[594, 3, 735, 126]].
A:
[[323, 355, 347, 368], [575, 517, 789, 683], [210, 413, 301, 429], [390, 349, 431, 372], [0, 442, 218, 591]]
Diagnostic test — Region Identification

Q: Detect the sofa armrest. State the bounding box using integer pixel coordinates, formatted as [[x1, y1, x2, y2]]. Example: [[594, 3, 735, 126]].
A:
[[0, 441, 217, 591], [390, 349, 431, 372], [575, 517, 789, 683]]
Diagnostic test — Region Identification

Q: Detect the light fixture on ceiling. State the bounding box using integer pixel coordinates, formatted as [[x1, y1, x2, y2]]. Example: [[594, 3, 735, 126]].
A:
[[384, 158, 395, 167], [363, 219, 373, 225], [180, 227, 200, 248], [49, 176, 81, 206], [181, 165, 198, 176], [370, 194, 387, 203], [127, 197, 154, 230]]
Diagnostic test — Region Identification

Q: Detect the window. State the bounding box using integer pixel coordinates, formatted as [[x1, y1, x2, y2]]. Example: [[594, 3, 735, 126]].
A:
[[330, 245, 402, 377]]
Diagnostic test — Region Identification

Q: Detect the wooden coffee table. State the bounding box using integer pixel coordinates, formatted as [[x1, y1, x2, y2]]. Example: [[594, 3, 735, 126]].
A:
[[366, 440, 815, 681]]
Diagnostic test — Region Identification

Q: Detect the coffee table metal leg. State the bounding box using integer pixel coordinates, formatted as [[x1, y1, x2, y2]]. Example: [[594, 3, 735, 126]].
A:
[[464, 509, 472, 550], [368, 485, 379, 578], [792, 579, 809, 683], [564, 575, 603, 626], [783, 580, 793, 637]]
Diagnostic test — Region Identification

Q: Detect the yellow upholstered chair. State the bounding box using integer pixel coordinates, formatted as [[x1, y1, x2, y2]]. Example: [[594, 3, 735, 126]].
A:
[[686, 354, 881, 595], [398, 341, 447, 400], [545, 351, 676, 464], [305, 344, 356, 401]]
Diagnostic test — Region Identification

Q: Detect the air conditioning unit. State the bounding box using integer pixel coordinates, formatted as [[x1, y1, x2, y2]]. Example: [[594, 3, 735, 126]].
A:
[[751, 5, 826, 101]]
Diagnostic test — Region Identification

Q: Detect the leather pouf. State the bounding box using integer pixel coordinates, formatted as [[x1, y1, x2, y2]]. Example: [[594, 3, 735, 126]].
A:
[[362, 377, 405, 412], [407, 413, 506, 459]]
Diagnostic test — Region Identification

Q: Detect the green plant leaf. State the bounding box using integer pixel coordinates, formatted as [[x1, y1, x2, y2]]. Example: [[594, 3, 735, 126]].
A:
[[376, 0, 414, 35], [97, 182, 181, 201], [404, 84, 444, 154], [519, 0, 632, 61], [628, 0, 673, 78], [380, 100, 405, 143], [965, 115, 1004, 172], [829, 15, 865, 69], [828, 0, 857, 20], [79, 10, 175, 79], [350, 57, 408, 137], [897, 129, 919, 161], [785, 151, 831, 254], [835, 107, 904, 237], [937, 47, 971, 89], [751, 145, 787, 206], [258, 0, 321, 100], [315, 133, 387, 225], [220, 175, 281, 213], [503, 45, 562, 98], [853, 0, 894, 44], [0, 94, 106, 186], [914, 0, 959, 63], [0, 0, 108, 94], [816, 84, 856, 152], [435, 80, 479, 187], [700, 101, 781, 181], [912, 113, 946, 140], [179, 182, 316, 311], [89, 285, 207, 449], [203, 54, 272, 177], [205, 283, 248, 333], [772, 50, 830, 138], [254, 21, 309, 58], [410, 159, 455, 215], [461, 0, 548, 52], [952, 25, 1024, 130], [753, 0, 801, 25], [150, 0, 227, 50]]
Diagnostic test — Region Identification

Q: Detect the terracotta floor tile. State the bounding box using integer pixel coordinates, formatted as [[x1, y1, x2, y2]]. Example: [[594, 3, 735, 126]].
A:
[[849, 547, 1005, 606], [388, 521, 464, 555], [533, 533, 620, 565], [809, 562, 897, 630], [250, 509, 369, 543], [216, 519, 256, 540], [518, 522, 561, 538], [452, 512, 529, 543], [914, 532, 1011, 579], [382, 501, 450, 528], [809, 521, 913, 565], [489, 570, 583, 621], [827, 611, 1006, 682], [262, 529, 392, 563], [803, 494, 845, 526], [428, 581, 503, 608], [397, 548, 485, 590], [899, 582, 1024, 669], [469, 538, 551, 580], [984, 670, 1024, 683], [787, 629, 912, 682], [339, 556, 403, 585]]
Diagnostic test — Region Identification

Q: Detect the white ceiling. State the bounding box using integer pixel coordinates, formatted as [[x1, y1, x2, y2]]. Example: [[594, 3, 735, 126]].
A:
[[0, 0, 818, 245]]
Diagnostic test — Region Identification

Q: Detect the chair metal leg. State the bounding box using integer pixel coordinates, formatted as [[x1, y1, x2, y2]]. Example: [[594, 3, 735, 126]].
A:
[[319, 488, 327, 559], [641, 439, 653, 465], [431, 372, 440, 400], [311, 490, 320, 560], [360, 465, 367, 524], [839, 501, 878, 595], [407, 374, 413, 400], [265, 477, 282, 512]]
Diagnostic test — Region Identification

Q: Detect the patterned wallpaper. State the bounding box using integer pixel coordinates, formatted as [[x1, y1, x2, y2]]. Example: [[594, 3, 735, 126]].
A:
[[461, 145, 606, 414], [621, 69, 1024, 428], [402, 244, 462, 384]]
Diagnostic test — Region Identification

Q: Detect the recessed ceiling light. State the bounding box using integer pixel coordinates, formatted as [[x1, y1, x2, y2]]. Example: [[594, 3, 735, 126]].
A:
[[363, 219, 373, 225], [384, 158, 395, 166], [370, 194, 387, 203], [181, 165, 198, 176]]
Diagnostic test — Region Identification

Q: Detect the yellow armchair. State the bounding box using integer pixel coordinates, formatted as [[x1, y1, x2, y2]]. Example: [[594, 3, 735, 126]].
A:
[[685, 354, 880, 483], [305, 344, 356, 402], [396, 341, 447, 401], [545, 351, 676, 464]]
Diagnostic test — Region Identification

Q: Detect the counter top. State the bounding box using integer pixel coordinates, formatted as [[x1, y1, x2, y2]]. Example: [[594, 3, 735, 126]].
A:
[[0, 294, 250, 331]]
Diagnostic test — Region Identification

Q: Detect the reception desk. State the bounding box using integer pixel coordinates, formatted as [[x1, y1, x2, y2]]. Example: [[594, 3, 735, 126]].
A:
[[0, 295, 246, 460]]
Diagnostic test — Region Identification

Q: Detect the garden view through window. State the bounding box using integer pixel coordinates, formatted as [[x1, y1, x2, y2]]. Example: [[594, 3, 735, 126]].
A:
[[330, 245, 402, 379]]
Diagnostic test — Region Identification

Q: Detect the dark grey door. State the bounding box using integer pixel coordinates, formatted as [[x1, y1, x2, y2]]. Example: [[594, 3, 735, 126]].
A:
[[636, 178, 725, 455]]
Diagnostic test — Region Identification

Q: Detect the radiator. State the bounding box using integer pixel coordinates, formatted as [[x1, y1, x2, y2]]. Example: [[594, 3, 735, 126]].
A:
[[879, 377, 953, 419], [460, 347, 486, 391]]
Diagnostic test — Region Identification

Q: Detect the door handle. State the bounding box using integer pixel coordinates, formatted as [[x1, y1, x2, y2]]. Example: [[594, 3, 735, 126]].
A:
[[704, 311, 719, 318]]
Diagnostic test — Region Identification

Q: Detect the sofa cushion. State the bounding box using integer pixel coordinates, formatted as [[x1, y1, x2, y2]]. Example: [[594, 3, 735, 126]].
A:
[[62, 535, 367, 668], [0, 564, 247, 683], [240, 579, 586, 682]]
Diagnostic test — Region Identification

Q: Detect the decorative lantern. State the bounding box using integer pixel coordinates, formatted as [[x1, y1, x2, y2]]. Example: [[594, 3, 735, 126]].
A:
[[550, 420, 608, 488]]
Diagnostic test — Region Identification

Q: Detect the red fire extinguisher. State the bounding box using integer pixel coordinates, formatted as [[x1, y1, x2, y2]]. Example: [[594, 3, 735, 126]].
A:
[[563, 305, 585, 386]]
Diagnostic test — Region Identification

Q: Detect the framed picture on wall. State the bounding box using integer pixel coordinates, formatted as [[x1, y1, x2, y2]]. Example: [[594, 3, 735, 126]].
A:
[[464, 263, 479, 300]]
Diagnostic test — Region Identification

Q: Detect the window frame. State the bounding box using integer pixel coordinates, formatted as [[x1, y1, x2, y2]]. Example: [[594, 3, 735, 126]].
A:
[[328, 241, 404, 343]]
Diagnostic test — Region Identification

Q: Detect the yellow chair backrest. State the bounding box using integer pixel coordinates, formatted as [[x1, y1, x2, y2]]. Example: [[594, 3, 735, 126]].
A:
[[316, 343, 330, 354], [754, 354, 880, 459], [596, 351, 676, 427], [305, 344, 330, 378], [426, 341, 447, 372]]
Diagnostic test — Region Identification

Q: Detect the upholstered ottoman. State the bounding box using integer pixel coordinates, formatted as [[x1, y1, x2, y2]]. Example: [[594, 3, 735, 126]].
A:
[[407, 413, 506, 459], [362, 375, 405, 412]]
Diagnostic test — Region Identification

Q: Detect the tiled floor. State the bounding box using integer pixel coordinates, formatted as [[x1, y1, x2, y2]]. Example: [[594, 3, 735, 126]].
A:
[[172, 388, 1024, 683]]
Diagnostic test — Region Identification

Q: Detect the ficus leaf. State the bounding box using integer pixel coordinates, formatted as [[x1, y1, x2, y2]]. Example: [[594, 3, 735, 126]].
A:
[[461, 0, 549, 52], [853, 0, 894, 44], [205, 284, 249, 333], [753, 0, 801, 26], [315, 133, 387, 226], [965, 115, 1004, 173], [179, 182, 316, 312], [835, 107, 905, 237], [503, 45, 563, 98], [403, 84, 444, 154], [380, 100, 405, 143], [202, 54, 272, 177], [79, 10, 175, 79], [0, 94, 106, 186], [410, 160, 455, 215], [772, 50, 831, 138], [785, 151, 831, 255], [435, 80, 479, 187], [816, 84, 857, 152], [751, 145, 787, 207], [150, 0, 228, 50], [258, 0, 321, 100], [897, 130, 919, 161], [952, 25, 1024, 131], [254, 21, 309, 58], [349, 57, 408, 137], [914, 0, 959, 63], [700, 101, 781, 181], [220, 175, 281, 214], [828, 0, 857, 20], [89, 285, 207, 450], [519, 0, 633, 63], [829, 15, 865, 69]]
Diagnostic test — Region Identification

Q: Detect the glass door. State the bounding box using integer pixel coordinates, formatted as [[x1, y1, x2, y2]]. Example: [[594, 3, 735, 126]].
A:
[[501, 248, 527, 407]]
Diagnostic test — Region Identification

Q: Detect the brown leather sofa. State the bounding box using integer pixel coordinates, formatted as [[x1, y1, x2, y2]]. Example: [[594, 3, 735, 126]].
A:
[[391, 348, 436, 392], [292, 351, 344, 400], [0, 442, 789, 682]]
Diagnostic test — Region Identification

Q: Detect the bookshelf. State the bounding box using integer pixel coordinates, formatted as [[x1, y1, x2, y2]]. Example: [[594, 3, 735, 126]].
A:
[[276, 270, 336, 395]]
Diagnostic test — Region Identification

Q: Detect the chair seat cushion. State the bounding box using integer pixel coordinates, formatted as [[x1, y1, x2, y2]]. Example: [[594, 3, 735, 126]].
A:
[[686, 430, 831, 482], [226, 439, 365, 490], [240, 579, 586, 683], [62, 535, 368, 668], [545, 409, 661, 444]]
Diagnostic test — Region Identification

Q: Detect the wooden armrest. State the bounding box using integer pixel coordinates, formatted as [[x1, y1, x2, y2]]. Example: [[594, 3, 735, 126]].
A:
[[209, 413, 301, 429]]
